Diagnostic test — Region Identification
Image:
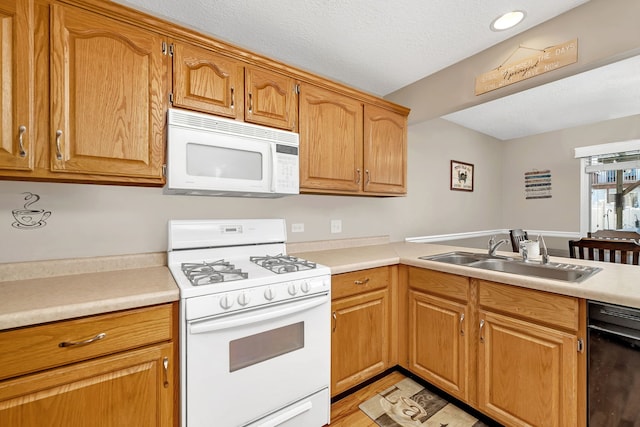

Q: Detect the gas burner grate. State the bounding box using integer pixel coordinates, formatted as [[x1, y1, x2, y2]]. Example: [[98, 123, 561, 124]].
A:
[[181, 260, 248, 286], [250, 254, 317, 274]]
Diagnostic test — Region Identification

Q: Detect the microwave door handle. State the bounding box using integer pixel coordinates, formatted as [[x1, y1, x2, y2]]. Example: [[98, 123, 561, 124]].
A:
[[270, 144, 277, 192], [189, 294, 329, 334]]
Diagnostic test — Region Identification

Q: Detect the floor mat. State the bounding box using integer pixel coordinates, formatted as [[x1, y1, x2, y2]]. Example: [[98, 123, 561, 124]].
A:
[[358, 377, 490, 427]]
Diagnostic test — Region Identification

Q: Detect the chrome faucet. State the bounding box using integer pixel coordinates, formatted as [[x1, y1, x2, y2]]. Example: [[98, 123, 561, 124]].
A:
[[539, 235, 549, 264], [488, 236, 509, 257]]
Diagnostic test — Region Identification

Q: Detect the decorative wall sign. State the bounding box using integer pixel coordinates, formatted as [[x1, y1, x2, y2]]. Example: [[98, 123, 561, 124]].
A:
[[11, 192, 51, 229], [525, 170, 552, 199], [450, 160, 474, 192], [475, 39, 578, 95]]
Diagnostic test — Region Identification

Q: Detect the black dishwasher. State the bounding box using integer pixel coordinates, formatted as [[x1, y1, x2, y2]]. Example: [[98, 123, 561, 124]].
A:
[[588, 301, 640, 426]]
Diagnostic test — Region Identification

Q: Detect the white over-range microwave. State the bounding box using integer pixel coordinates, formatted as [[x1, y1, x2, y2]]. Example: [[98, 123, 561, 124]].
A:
[[165, 108, 300, 197]]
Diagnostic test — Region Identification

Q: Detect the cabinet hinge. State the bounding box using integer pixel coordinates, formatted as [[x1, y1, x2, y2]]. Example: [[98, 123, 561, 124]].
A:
[[577, 338, 584, 353], [162, 164, 167, 177], [169, 43, 174, 57], [169, 93, 174, 104], [162, 41, 167, 55]]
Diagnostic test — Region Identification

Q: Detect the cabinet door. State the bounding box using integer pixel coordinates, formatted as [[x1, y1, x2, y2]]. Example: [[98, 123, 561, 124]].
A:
[[478, 310, 578, 427], [172, 42, 244, 119], [331, 289, 389, 396], [408, 290, 469, 401], [0, 343, 174, 427], [0, 0, 33, 171], [363, 104, 407, 194], [50, 5, 167, 180], [299, 83, 363, 193], [245, 66, 297, 130]]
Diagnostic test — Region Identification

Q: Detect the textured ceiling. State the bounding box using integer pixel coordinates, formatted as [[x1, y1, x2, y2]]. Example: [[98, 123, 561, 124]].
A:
[[113, 0, 589, 96]]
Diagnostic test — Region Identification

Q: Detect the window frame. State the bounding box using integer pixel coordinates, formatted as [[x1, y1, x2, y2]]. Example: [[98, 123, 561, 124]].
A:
[[576, 139, 640, 236]]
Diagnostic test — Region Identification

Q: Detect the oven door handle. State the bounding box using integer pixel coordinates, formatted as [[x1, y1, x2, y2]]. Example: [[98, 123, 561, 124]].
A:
[[189, 294, 329, 334]]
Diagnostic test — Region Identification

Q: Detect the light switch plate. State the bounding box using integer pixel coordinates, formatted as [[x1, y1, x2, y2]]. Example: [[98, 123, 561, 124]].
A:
[[331, 219, 342, 234], [291, 223, 304, 233]]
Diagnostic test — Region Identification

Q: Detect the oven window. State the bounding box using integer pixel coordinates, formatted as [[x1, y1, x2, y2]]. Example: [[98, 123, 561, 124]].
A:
[[229, 322, 304, 372], [187, 143, 263, 180]]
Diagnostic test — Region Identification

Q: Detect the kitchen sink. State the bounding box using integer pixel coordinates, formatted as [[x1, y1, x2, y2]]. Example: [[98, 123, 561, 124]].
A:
[[419, 251, 600, 283]]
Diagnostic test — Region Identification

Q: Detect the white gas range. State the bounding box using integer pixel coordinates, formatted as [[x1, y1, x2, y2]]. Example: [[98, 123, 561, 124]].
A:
[[167, 219, 331, 427]]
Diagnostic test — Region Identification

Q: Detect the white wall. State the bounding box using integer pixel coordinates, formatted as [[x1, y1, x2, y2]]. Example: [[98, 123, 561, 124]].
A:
[[0, 118, 504, 264]]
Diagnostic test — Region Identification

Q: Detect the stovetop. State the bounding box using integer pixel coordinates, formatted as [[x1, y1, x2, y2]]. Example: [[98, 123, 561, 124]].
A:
[[167, 219, 331, 301]]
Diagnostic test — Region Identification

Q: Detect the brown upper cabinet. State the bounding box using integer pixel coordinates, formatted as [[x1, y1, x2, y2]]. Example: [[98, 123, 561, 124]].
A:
[[299, 83, 407, 196], [364, 104, 407, 195], [50, 4, 167, 181], [244, 66, 297, 131], [0, 1, 168, 185], [0, 0, 34, 172], [171, 42, 244, 120], [0, 0, 408, 191], [172, 41, 298, 131]]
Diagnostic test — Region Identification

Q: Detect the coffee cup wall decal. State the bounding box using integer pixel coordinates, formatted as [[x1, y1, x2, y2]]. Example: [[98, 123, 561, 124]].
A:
[[12, 192, 52, 229]]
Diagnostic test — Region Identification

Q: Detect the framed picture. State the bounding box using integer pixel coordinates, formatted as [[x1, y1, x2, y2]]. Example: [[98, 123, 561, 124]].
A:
[[450, 160, 474, 192]]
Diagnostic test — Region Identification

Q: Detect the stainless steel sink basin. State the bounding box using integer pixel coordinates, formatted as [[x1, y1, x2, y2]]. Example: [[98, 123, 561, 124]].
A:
[[419, 251, 600, 283]]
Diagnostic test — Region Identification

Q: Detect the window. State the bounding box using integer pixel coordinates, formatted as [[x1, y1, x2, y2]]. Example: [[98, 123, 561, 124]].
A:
[[576, 140, 640, 235]]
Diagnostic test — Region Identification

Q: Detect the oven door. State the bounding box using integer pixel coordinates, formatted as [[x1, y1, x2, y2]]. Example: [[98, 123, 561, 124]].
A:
[[185, 293, 330, 427]]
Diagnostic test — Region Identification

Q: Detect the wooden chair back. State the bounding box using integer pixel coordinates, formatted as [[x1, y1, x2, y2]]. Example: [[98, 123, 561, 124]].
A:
[[568, 238, 640, 265], [587, 230, 640, 242], [509, 229, 529, 252]]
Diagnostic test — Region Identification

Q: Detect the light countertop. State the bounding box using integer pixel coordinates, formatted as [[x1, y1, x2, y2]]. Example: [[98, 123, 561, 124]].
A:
[[293, 241, 640, 309], [2, 241, 638, 331], [0, 254, 179, 330]]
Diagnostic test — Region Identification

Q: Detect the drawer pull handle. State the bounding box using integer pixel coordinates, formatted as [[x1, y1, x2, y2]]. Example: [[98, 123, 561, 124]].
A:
[[163, 357, 170, 388], [479, 320, 485, 343], [354, 278, 370, 285], [59, 332, 106, 348], [332, 311, 337, 332], [459, 313, 465, 336]]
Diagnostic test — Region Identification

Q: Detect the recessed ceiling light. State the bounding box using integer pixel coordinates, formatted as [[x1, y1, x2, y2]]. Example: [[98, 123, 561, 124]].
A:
[[490, 10, 526, 31]]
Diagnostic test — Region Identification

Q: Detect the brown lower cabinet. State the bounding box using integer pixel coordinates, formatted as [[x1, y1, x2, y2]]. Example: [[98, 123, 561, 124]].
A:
[[331, 266, 396, 396], [403, 267, 586, 427], [0, 303, 177, 427]]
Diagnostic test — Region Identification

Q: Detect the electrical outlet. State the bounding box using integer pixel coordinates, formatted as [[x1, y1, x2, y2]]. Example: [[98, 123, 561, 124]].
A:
[[291, 223, 304, 233], [330, 219, 342, 234]]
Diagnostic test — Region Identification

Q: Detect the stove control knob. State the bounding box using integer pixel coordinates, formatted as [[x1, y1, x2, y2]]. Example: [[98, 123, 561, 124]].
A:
[[237, 292, 250, 306], [288, 283, 298, 296], [264, 288, 275, 301], [301, 281, 310, 293], [219, 295, 233, 310]]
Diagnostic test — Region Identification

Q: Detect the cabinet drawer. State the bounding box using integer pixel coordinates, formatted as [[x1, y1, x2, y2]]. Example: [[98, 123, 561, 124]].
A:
[[478, 281, 579, 331], [332, 267, 389, 300], [0, 304, 173, 381], [408, 267, 469, 302]]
